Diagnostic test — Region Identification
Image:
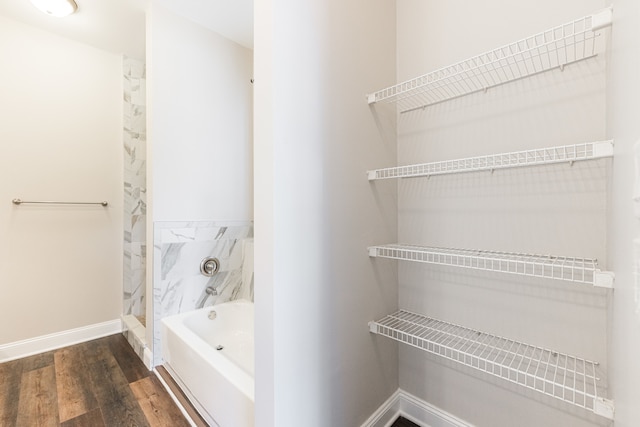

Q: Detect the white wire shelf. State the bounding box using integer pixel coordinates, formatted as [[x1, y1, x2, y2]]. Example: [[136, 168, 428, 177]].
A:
[[369, 310, 614, 419], [368, 245, 614, 288], [367, 8, 613, 113], [367, 140, 613, 181]]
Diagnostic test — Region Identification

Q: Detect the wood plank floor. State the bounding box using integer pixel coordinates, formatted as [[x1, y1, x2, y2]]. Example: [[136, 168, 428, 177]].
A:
[[0, 333, 428, 427], [0, 334, 190, 427], [155, 367, 208, 427]]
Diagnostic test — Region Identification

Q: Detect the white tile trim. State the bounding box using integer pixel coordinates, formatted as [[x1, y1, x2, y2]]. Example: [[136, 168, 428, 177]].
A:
[[0, 319, 122, 363], [143, 347, 153, 369], [361, 389, 474, 427]]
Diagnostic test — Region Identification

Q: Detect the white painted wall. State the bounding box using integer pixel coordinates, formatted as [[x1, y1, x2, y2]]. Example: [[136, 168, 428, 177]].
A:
[[605, 0, 640, 426], [146, 2, 254, 351], [254, 0, 398, 426], [0, 15, 123, 344], [396, 1, 611, 426], [147, 3, 253, 223]]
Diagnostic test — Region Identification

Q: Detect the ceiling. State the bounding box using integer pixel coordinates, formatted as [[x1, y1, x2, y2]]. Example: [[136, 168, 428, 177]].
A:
[[155, 0, 254, 50], [0, 0, 253, 60]]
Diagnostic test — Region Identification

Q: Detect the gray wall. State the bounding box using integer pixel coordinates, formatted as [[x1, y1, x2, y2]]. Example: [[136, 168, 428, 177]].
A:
[[396, 1, 611, 426], [253, 0, 398, 425], [605, 0, 640, 426], [253, 1, 640, 426]]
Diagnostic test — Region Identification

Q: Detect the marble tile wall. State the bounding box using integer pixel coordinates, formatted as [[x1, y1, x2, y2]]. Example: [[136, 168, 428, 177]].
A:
[[122, 314, 148, 366], [153, 221, 254, 366], [123, 57, 147, 318]]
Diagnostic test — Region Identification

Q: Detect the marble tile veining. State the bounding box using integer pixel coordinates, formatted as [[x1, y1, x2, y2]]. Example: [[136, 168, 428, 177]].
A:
[[152, 221, 253, 366], [123, 56, 147, 323]]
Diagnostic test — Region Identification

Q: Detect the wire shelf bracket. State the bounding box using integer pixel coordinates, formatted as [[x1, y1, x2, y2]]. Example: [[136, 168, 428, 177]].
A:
[[368, 244, 614, 288], [367, 8, 613, 112], [369, 310, 614, 419], [367, 140, 614, 181]]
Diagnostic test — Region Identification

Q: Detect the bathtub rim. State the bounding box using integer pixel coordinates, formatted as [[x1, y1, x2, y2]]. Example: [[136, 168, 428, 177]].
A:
[[161, 299, 255, 402]]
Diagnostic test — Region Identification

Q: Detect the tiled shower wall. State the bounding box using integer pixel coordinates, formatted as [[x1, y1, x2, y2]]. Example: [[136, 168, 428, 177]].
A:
[[153, 221, 254, 366], [123, 57, 147, 319]]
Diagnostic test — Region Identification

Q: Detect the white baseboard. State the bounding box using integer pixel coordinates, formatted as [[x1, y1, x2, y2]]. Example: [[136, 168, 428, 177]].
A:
[[0, 319, 122, 363], [361, 389, 403, 427], [361, 389, 474, 427]]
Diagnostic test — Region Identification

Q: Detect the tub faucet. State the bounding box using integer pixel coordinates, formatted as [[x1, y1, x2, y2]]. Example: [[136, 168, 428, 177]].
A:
[[197, 285, 218, 309]]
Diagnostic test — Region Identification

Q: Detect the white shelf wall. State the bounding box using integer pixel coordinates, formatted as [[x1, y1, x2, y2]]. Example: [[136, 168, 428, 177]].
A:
[[367, 8, 613, 113], [368, 140, 614, 181], [368, 244, 614, 288], [369, 310, 614, 420], [365, 5, 615, 425]]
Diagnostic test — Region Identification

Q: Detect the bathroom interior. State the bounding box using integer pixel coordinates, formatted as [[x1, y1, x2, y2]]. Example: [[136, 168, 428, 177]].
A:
[[0, 0, 639, 426]]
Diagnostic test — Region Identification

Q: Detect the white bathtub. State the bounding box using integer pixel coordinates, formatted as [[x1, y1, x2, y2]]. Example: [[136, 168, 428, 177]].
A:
[[161, 299, 254, 427]]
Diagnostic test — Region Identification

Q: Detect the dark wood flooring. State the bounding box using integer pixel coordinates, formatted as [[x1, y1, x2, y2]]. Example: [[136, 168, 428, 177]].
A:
[[0, 333, 426, 427], [0, 334, 190, 427], [155, 366, 208, 427]]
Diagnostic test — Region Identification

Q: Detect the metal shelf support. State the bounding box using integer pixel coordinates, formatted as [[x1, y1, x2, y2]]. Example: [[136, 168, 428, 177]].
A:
[[369, 310, 614, 419], [368, 244, 614, 288], [367, 8, 613, 112], [368, 141, 614, 181]]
